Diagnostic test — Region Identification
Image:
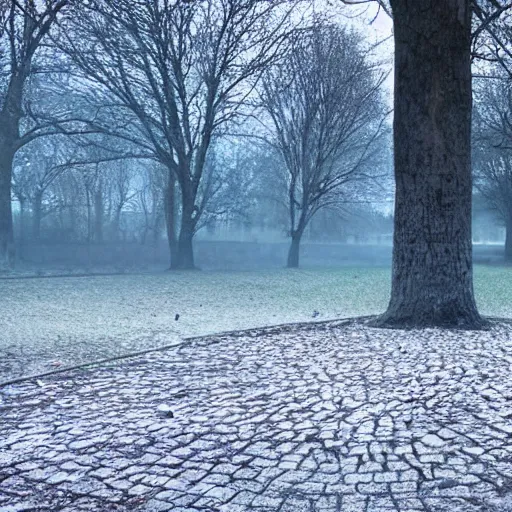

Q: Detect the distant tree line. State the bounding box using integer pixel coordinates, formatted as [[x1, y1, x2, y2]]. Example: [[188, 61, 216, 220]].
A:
[[10, 132, 393, 249]]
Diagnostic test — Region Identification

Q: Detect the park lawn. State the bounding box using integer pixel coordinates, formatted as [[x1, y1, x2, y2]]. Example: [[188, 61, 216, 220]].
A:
[[474, 264, 512, 318], [1, 264, 511, 380]]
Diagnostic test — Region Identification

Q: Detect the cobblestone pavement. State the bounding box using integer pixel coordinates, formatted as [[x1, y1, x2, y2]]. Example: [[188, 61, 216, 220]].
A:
[[2, 319, 512, 512]]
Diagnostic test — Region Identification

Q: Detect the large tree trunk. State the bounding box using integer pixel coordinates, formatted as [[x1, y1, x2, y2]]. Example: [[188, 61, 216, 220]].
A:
[[0, 74, 26, 269], [164, 170, 179, 269], [287, 231, 303, 268], [169, 174, 197, 270], [176, 197, 196, 270], [176, 222, 195, 270], [376, 0, 485, 329], [0, 141, 15, 269], [505, 220, 512, 263]]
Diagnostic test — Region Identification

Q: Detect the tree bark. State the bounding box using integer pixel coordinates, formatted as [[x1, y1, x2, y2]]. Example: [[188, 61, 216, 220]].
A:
[[168, 170, 198, 270], [287, 231, 302, 268], [176, 193, 196, 269], [0, 71, 26, 268], [0, 140, 15, 269], [375, 0, 485, 329], [176, 222, 195, 270], [164, 170, 179, 269], [506, 220, 512, 263]]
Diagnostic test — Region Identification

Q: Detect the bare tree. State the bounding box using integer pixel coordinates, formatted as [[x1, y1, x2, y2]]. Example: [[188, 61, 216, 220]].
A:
[[45, 166, 90, 241], [12, 138, 70, 241], [260, 24, 388, 268], [61, 0, 302, 269], [475, 73, 512, 148], [107, 165, 138, 241], [211, 138, 288, 236], [0, 0, 70, 267], [472, 1, 512, 78], [191, 140, 260, 234], [137, 163, 166, 246]]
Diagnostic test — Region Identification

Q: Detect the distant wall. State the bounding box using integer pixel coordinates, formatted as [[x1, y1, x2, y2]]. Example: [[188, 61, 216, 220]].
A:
[[14, 241, 505, 271]]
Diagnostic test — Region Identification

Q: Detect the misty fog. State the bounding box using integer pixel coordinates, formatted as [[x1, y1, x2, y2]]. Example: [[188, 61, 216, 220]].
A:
[[2, 1, 512, 512]]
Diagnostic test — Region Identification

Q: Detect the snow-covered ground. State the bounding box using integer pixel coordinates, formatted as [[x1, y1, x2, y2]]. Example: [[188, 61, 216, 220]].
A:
[[1, 265, 512, 381]]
